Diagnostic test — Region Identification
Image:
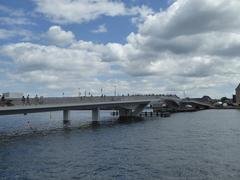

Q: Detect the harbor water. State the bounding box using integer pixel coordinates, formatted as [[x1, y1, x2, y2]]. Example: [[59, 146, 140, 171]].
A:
[[1, 109, 240, 179]]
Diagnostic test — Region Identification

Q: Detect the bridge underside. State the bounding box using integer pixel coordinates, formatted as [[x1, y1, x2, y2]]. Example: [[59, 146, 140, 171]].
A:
[[180, 102, 210, 109], [62, 102, 150, 124], [151, 99, 212, 112]]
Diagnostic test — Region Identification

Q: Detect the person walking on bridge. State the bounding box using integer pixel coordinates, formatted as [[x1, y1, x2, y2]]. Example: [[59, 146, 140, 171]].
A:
[[26, 95, 30, 105], [1, 95, 5, 106], [22, 96, 25, 105], [1, 95, 5, 102]]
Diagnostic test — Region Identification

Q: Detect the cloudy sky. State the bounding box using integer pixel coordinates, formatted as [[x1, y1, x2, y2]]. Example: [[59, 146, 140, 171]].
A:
[[0, 0, 239, 98]]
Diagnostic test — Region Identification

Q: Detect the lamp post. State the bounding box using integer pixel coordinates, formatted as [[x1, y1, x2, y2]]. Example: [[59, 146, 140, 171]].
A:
[[114, 85, 117, 97]]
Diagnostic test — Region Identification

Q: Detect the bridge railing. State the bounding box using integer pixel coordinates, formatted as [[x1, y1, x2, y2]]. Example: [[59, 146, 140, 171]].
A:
[[3, 95, 179, 107]]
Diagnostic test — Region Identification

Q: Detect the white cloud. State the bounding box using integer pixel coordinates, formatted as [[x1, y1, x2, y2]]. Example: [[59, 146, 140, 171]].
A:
[[34, 0, 153, 24], [139, 0, 240, 38], [0, 29, 33, 40], [46, 25, 75, 46], [0, 5, 25, 17], [1, 42, 108, 74], [131, 5, 154, 25], [0, 5, 33, 25], [0, 29, 15, 40], [91, 24, 107, 34], [107, 0, 240, 96], [0, 41, 112, 94], [0, 17, 33, 25], [35, 0, 129, 24], [70, 40, 125, 62]]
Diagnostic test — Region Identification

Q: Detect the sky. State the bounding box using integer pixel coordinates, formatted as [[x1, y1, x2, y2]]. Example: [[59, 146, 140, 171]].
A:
[[0, 0, 240, 98]]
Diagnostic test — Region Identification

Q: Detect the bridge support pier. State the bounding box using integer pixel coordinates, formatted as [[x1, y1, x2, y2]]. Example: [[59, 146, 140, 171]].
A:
[[92, 108, 100, 123], [119, 103, 148, 120], [119, 109, 132, 117], [119, 109, 134, 121], [132, 104, 148, 116], [63, 110, 70, 124]]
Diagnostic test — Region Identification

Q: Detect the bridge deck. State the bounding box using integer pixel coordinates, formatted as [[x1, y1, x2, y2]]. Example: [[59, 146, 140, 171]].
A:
[[0, 95, 181, 116], [0, 99, 153, 115], [181, 100, 213, 108]]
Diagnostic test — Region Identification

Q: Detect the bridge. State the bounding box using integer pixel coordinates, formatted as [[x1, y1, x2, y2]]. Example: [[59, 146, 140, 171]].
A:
[[0, 95, 179, 123], [150, 98, 213, 111], [181, 100, 213, 109]]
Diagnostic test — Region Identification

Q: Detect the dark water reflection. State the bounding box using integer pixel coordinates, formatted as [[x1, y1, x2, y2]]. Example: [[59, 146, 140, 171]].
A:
[[1, 110, 240, 179]]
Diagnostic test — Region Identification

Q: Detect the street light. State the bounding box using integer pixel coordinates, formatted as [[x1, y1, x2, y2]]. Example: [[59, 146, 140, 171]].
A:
[[114, 85, 117, 97], [78, 88, 81, 97]]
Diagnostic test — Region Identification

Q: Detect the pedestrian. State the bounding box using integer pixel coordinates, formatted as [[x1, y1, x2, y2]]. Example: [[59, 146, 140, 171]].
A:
[[22, 96, 25, 105], [26, 95, 30, 105], [1, 95, 5, 106], [1, 94, 5, 102]]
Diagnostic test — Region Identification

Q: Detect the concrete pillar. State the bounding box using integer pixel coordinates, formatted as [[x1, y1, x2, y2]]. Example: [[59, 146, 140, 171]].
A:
[[132, 104, 148, 116], [92, 108, 100, 122], [119, 109, 132, 117], [118, 103, 148, 121], [63, 110, 70, 124]]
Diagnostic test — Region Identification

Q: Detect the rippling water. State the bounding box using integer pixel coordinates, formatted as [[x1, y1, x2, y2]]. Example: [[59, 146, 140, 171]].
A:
[[1, 109, 240, 179]]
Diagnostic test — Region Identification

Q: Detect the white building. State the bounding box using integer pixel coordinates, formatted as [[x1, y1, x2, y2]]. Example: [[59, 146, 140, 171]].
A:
[[2, 92, 23, 99], [236, 84, 240, 105]]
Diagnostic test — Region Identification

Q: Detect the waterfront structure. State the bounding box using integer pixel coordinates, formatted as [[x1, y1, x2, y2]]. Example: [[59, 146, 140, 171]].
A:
[[236, 84, 240, 105], [0, 99, 153, 122], [2, 92, 23, 99], [0, 95, 213, 123], [0, 96, 179, 123]]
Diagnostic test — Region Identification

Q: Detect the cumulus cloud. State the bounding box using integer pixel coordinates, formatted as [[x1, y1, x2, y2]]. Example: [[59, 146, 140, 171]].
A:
[[139, 0, 240, 38], [91, 24, 107, 34], [46, 25, 75, 46], [120, 0, 240, 76], [109, 0, 240, 95], [131, 5, 154, 25], [0, 41, 118, 95], [34, 0, 153, 24], [35, 0, 129, 24], [69, 40, 125, 63], [1, 42, 108, 74]]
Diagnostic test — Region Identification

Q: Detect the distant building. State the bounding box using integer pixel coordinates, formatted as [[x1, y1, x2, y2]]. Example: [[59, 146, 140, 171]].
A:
[[232, 94, 236, 103], [236, 84, 240, 105], [2, 92, 23, 99]]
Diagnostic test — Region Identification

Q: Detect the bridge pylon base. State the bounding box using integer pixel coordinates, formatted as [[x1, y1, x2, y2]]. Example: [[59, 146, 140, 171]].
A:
[[63, 110, 70, 124], [92, 108, 100, 122]]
